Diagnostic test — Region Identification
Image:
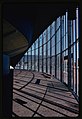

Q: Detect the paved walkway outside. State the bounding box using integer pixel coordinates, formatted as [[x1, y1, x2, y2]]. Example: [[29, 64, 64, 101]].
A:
[[12, 69, 79, 117]]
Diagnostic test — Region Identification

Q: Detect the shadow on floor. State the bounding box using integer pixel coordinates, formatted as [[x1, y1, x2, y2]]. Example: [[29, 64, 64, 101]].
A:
[[12, 70, 79, 117]]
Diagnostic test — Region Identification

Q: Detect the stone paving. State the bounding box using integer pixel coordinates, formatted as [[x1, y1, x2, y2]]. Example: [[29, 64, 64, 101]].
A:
[[12, 69, 79, 117]]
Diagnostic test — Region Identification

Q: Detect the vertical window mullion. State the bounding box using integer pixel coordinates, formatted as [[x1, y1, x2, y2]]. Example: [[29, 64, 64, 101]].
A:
[[31, 47, 32, 70], [60, 17, 62, 82], [50, 25, 52, 74], [27, 51, 28, 70], [76, 7, 79, 97], [42, 34, 44, 72], [55, 20, 57, 78], [23, 55, 25, 69], [38, 40, 39, 71], [75, 19, 77, 95], [68, 21, 71, 88], [46, 29, 48, 73], [34, 42, 36, 71]]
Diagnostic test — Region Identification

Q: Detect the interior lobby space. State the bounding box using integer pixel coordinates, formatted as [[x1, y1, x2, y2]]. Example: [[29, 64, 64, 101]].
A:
[[2, 1, 79, 117]]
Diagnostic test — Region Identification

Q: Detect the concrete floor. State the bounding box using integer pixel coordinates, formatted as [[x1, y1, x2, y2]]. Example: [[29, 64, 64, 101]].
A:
[[12, 69, 79, 117]]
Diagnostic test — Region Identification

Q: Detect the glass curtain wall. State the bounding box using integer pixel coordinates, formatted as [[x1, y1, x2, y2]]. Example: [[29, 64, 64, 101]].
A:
[[15, 8, 79, 100]]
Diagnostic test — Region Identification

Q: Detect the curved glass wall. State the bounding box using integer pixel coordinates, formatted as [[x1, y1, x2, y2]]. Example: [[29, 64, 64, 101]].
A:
[[15, 8, 79, 101]]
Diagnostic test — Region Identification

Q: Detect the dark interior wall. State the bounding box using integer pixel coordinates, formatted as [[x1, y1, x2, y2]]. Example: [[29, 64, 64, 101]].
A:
[[10, 53, 25, 67], [3, 2, 79, 43], [3, 2, 79, 67]]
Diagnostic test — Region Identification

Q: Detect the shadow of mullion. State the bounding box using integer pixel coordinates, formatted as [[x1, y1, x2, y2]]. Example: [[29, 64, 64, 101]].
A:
[[31, 82, 69, 92], [14, 70, 22, 77], [25, 83, 74, 99], [14, 79, 74, 99], [46, 89, 75, 99], [14, 87, 44, 100], [13, 83, 24, 87], [43, 97, 79, 114], [22, 86, 77, 105], [13, 91, 41, 104], [41, 103, 69, 117], [14, 78, 29, 83], [24, 87, 45, 94], [18, 72, 34, 90], [13, 84, 46, 100], [13, 87, 79, 114], [13, 99, 44, 117], [32, 87, 47, 117], [12, 112, 19, 117], [13, 91, 77, 117], [14, 77, 68, 91]]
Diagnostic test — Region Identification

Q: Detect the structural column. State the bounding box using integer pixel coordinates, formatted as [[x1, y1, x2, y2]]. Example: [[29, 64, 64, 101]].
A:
[[2, 55, 13, 117]]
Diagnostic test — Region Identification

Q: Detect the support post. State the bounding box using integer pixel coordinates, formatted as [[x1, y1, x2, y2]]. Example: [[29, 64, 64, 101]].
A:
[[2, 55, 14, 117]]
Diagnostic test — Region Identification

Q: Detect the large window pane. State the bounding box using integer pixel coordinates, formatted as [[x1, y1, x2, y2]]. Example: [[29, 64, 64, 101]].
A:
[[15, 8, 79, 100]]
